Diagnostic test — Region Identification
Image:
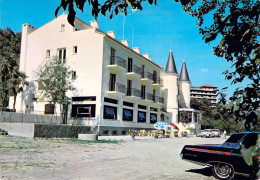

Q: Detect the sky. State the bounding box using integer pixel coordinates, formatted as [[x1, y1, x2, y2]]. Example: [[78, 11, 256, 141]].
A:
[[0, 0, 248, 98]]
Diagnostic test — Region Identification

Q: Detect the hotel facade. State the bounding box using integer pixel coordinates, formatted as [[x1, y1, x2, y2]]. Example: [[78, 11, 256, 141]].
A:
[[12, 14, 201, 135]]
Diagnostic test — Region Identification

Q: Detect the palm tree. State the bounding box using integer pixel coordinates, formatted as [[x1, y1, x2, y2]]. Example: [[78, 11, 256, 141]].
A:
[[8, 66, 28, 111]]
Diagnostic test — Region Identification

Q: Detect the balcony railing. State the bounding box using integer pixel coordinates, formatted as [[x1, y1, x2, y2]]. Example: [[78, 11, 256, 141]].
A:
[[141, 92, 154, 101], [109, 83, 126, 94], [110, 56, 126, 69], [127, 65, 142, 75], [155, 96, 164, 104], [126, 88, 141, 97], [153, 77, 163, 86], [141, 72, 153, 81]]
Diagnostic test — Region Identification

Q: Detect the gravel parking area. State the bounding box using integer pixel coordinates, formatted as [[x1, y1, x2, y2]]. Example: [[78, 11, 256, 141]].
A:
[[0, 135, 227, 180]]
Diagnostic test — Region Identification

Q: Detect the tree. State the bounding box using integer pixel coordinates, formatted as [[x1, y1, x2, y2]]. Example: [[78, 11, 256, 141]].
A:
[[55, 0, 259, 130], [37, 56, 76, 124], [0, 28, 23, 110], [191, 98, 245, 133], [8, 67, 28, 111]]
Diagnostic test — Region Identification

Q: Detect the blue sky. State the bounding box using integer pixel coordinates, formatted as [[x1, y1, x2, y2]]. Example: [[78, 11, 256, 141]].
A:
[[0, 0, 247, 98]]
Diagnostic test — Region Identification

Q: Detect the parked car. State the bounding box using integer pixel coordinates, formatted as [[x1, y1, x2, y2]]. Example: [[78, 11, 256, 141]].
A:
[[211, 129, 221, 137], [180, 132, 260, 179], [197, 129, 214, 138]]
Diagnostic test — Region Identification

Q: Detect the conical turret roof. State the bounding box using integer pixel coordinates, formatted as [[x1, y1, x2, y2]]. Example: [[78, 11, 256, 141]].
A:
[[165, 49, 178, 74], [179, 59, 190, 82]]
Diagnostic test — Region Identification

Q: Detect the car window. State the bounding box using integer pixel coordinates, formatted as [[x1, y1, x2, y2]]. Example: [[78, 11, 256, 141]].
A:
[[225, 134, 245, 143]]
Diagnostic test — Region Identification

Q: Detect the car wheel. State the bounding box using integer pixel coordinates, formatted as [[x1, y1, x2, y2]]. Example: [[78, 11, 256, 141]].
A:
[[212, 162, 234, 180]]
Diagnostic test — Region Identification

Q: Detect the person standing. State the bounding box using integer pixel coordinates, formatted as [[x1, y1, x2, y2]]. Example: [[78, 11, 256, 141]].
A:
[[223, 130, 227, 139]]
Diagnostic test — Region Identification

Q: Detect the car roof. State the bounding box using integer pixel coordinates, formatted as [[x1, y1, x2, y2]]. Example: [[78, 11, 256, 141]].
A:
[[232, 132, 260, 135]]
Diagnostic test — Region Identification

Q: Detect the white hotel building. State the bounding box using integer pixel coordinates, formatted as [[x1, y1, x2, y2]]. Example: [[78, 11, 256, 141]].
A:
[[13, 14, 201, 135]]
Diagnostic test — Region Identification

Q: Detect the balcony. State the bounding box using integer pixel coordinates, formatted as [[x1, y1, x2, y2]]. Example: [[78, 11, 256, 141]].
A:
[[107, 83, 126, 97], [152, 77, 163, 89], [140, 72, 154, 85], [156, 96, 164, 104], [125, 88, 141, 101], [126, 65, 142, 80], [139, 92, 153, 104], [150, 96, 164, 107], [108, 56, 126, 73]]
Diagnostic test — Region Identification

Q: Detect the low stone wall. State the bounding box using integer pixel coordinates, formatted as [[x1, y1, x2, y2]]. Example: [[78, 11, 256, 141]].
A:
[[0, 111, 61, 124], [0, 123, 92, 138], [34, 124, 92, 138], [0, 123, 35, 138]]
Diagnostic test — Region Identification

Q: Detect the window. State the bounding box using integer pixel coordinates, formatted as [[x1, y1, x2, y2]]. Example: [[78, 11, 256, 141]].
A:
[[72, 96, 96, 102], [127, 80, 132, 96], [123, 108, 133, 121], [77, 107, 91, 115], [141, 85, 145, 99], [57, 48, 66, 63], [128, 58, 133, 72], [110, 47, 116, 64], [104, 97, 118, 104], [150, 113, 157, 124], [61, 24, 65, 31], [46, 49, 50, 57], [103, 105, 117, 120], [153, 89, 156, 102], [153, 70, 157, 82], [71, 104, 96, 118], [109, 73, 116, 91], [72, 71, 76, 80], [123, 101, 133, 107], [141, 65, 145, 78], [138, 111, 146, 123], [73, 46, 77, 54], [138, 105, 146, 110]]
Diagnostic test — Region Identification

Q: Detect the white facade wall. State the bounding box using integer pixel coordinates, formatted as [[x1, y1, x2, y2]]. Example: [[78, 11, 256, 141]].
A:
[[16, 15, 104, 115], [161, 73, 179, 123], [179, 81, 191, 108], [12, 14, 201, 134], [99, 36, 164, 129]]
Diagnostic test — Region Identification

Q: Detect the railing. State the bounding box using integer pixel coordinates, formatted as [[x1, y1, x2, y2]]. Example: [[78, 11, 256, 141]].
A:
[[126, 88, 141, 97], [127, 65, 142, 76], [141, 72, 153, 81], [141, 93, 153, 101], [109, 83, 126, 94], [110, 56, 126, 69], [155, 96, 164, 104], [153, 77, 163, 86]]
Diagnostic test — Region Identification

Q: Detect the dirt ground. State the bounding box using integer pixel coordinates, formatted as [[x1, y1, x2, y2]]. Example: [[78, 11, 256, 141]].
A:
[[0, 135, 227, 180]]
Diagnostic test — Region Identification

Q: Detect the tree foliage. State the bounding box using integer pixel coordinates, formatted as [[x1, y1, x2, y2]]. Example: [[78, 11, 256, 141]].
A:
[[191, 98, 245, 133], [37, 56, 76, 123], [37, 57, 76, 105], [0, 28, 25, 110], [56, 0, 259, 130]]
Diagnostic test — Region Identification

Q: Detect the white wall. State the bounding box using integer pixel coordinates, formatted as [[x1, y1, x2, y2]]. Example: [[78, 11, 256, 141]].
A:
[[16, 14, 104, 114]]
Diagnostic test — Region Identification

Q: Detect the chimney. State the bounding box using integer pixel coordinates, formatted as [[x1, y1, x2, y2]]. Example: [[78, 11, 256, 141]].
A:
[[143, 53, 151, 60], [121, 40, 129, 47], [90, 20, 99, 29], [107, 31, 115, 39], [133, 47, 140, 54]]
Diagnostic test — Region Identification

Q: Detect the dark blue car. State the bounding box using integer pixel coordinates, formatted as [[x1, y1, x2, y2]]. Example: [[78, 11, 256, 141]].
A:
[[180, 132, 260, 179]]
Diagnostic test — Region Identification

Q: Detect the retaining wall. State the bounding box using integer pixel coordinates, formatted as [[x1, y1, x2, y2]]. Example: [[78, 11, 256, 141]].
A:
[[0, 123, 92, 138], [0, 123, 35, 137]]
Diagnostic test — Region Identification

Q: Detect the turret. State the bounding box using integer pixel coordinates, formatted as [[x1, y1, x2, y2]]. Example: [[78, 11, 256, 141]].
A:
[[161, 49, 179, 123], [179, 59, 191, 108]]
